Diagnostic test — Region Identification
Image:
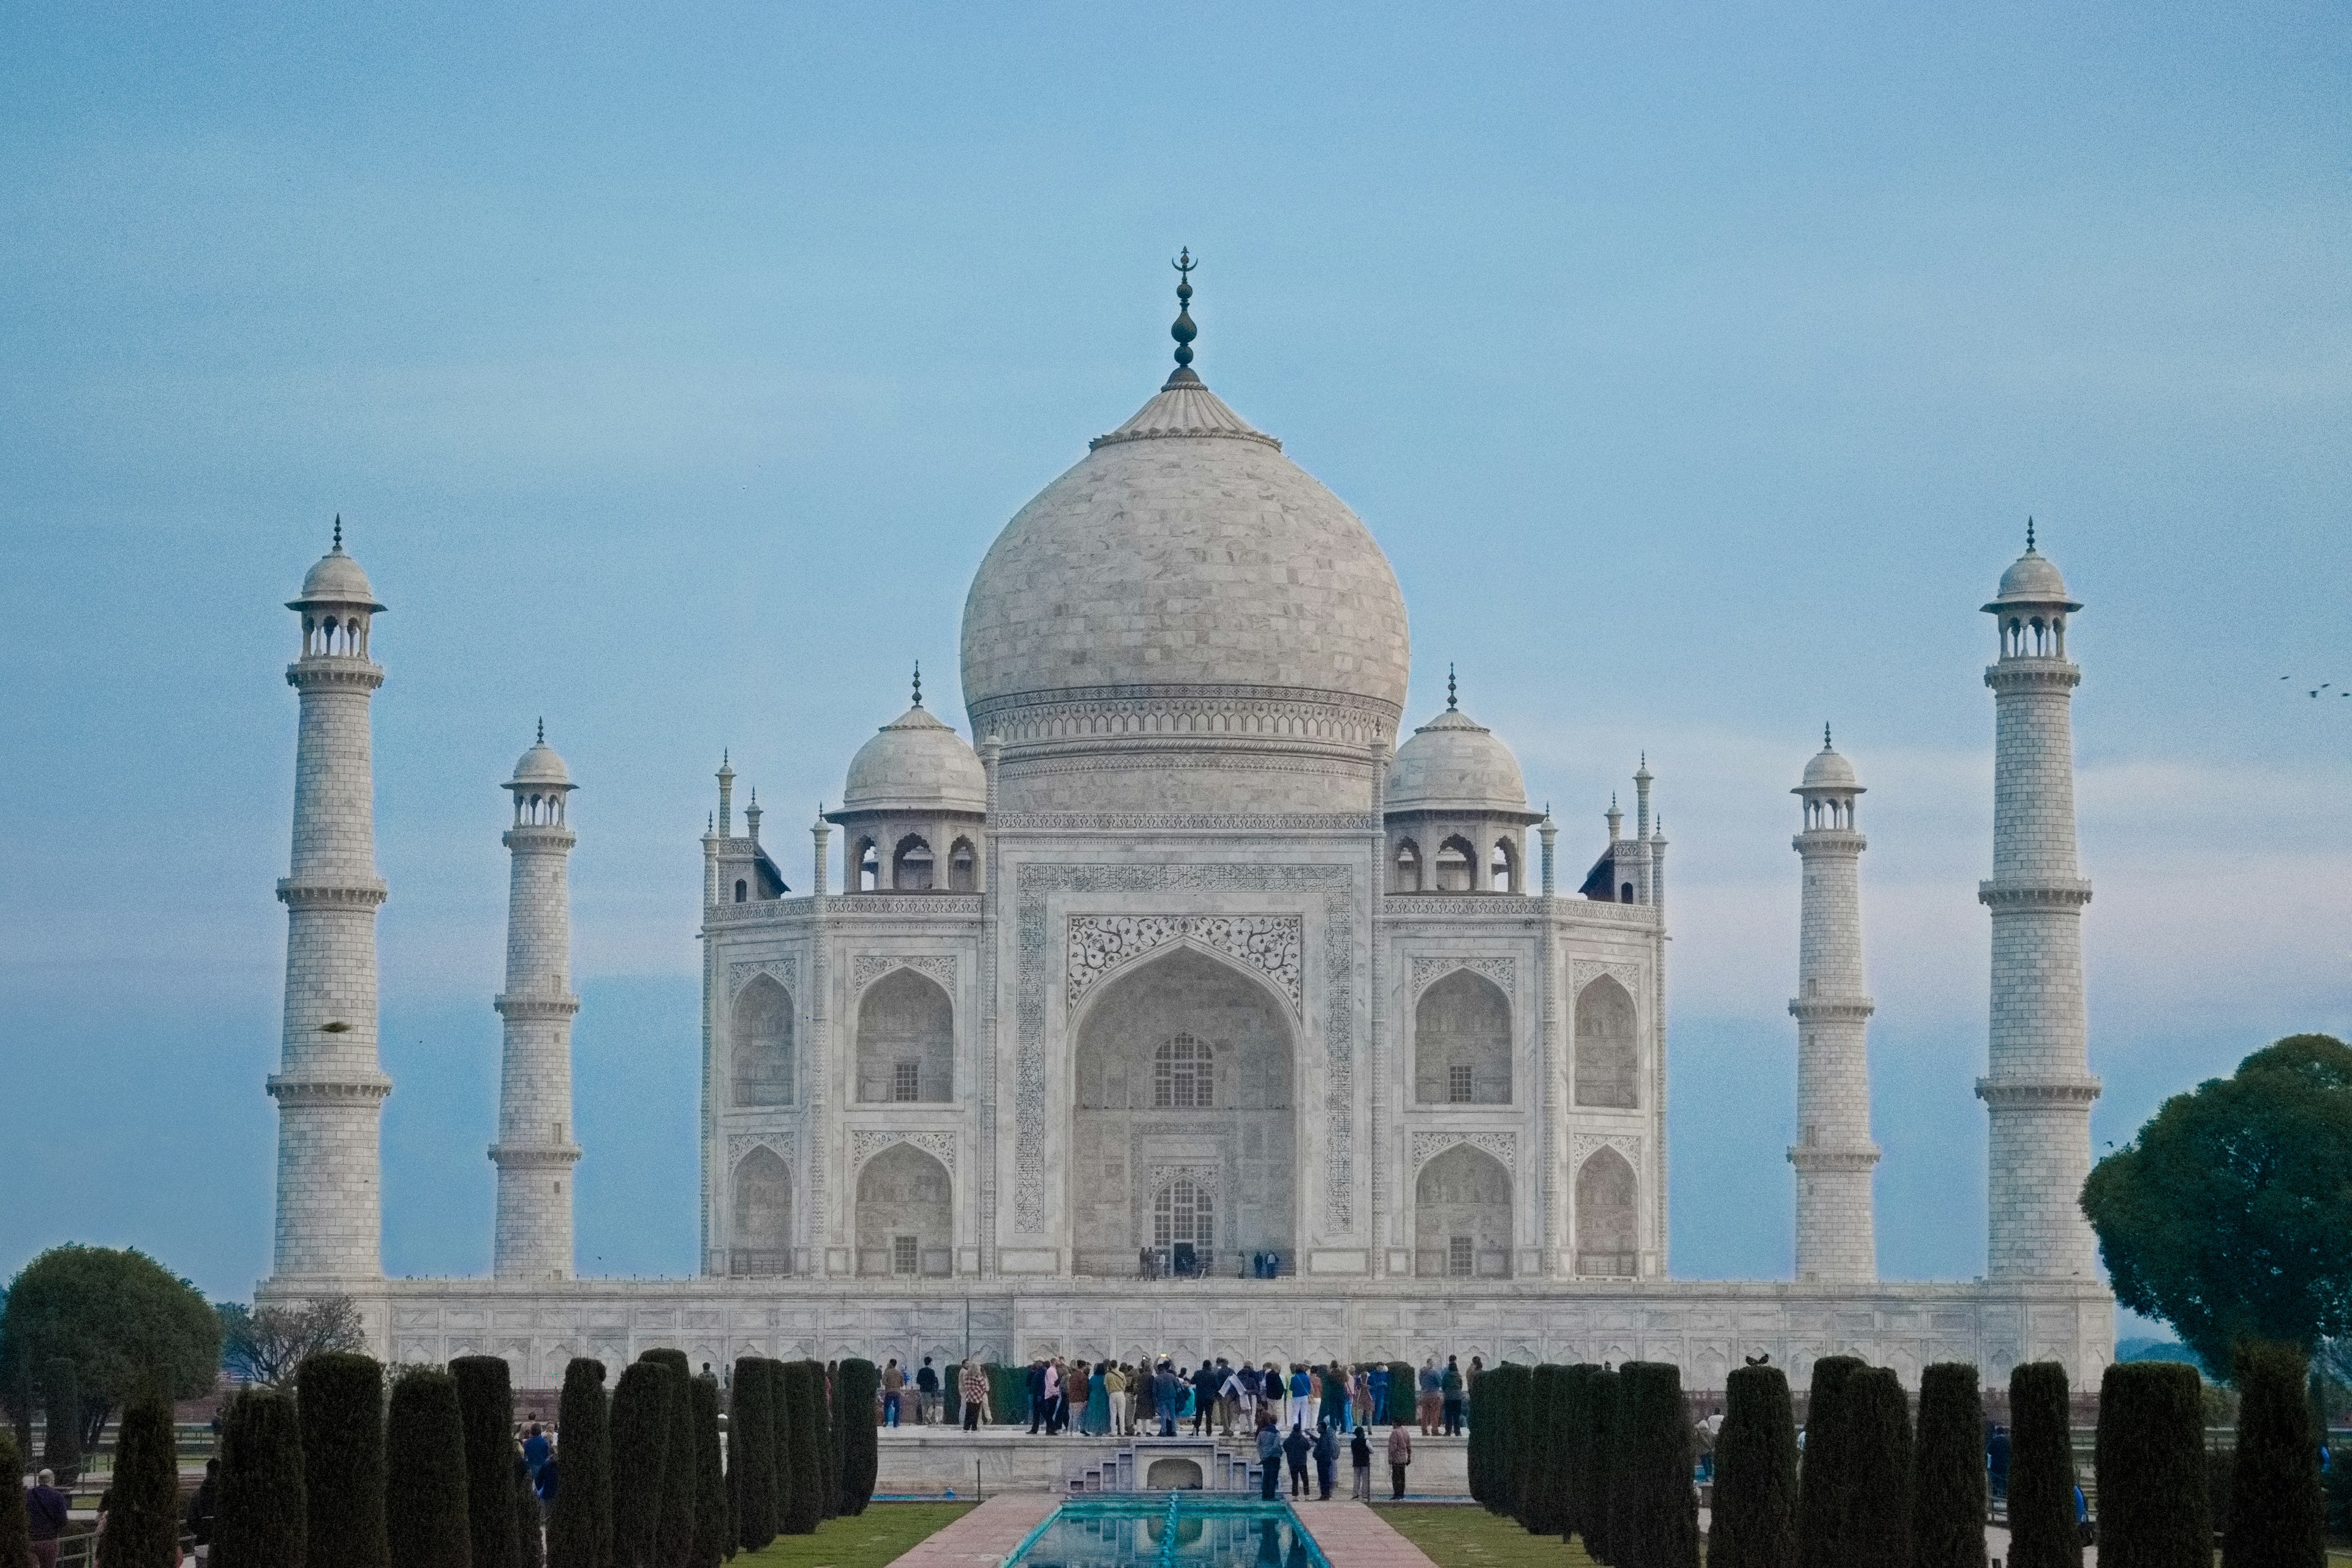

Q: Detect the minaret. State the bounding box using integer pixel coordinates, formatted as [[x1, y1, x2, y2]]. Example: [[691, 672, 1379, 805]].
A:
[[491, 723, 582, 1280], [1787, 726, 1879, 1281], [1978, 526, 2100, 1279], [269, 522, 393, 1280]]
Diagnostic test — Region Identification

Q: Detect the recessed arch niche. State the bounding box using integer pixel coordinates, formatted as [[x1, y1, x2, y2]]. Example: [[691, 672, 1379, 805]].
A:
[[1414, 1143, 1512, 1278], [1414, 969, 1511, 1104], [1574, 974, 1639, 1109], [731, 1145, 793, 1268], [854, 1143, 951, 1276], [1575, 1145, 1638, 1276], [731, 974, 794, 1106], [856, 968, 953, 1102]]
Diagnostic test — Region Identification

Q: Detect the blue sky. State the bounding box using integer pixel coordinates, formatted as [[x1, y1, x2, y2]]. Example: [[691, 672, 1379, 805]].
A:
[[2, 4, 2345, 1320]]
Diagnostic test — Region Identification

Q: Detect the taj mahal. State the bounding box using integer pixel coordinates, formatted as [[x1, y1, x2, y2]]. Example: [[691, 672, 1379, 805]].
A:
[[257, 265, 2114, 1391]]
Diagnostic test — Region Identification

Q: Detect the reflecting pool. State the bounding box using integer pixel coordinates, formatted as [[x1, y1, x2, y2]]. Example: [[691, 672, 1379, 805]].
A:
[[1006, 1495, 1333, 1568]]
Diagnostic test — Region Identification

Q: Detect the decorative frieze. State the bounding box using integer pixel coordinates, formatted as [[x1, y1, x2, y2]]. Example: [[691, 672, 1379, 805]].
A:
[[1066, 915, 1303, 1015], [852, 954, 957, 994], [1410, 1130, 1517, 1175], [726, 1131, 796, 1168], [1568, 960, 1645, 1000], [850, 1129, 957, 1175], [1409, 956, 1515, 998], [726, 956, 798, 997], [1570, 1132, 1642, 1169]]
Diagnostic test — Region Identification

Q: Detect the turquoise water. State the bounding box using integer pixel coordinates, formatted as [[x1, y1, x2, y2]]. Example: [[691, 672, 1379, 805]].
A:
[[1006, 1495, 1333, 1568]]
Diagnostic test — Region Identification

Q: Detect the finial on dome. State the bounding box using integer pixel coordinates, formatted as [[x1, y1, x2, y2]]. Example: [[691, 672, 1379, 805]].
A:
[[537, 716, 545, 744], [912, 661, 922, 708], [1165, 248, 1201, 388], [2026, 516, 2036, 552], [332, 515, 343, 552], [1823, 722, 1833, 751], [1447, 663, 1458, 710]]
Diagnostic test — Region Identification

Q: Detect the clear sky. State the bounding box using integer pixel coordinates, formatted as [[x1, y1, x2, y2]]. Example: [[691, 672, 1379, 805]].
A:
[[2, 4, 2345, 1316]]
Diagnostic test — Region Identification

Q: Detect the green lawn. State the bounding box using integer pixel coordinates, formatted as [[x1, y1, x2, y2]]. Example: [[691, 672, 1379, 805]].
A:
[[1374, 1506, 1602, 1567], [734, 1503, 975, 1567]]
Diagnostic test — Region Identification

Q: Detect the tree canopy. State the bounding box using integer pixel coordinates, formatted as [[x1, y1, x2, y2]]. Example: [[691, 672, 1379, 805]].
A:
[[218, 1296, 364, 1388], [2082, 1033, 2352, 1373], [0, 1245, 220, 1424]]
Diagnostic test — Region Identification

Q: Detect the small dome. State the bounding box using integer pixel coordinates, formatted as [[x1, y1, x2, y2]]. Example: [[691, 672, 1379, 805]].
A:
[[507, 737, 571, 791], [289, 541, 384, 611], [1983, 542, 2081, 612], [841, 704, 987, 816], [1386, 706, 1528, 814], [1798, 744, 1860, 794]]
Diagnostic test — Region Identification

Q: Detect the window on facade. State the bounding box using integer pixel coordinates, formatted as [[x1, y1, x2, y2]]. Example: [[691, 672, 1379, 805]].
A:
[[1434, 838, 1476, 892], [1153, 1034, 1212, 1109], [1449, 1235, 1473, 1276], [892, 836, 933, 891], [1447, 1064, 1474, 1104], [734, 879, 747, 903], [949, 840, 978, 891], [1490, 842, 1515, 892], [893, 1060, 921, 1102], [892, 1235, 918, 1275], [858, 841, 880, 892], [1393, 840, 1422, 892], [1153, 1178, 1213, 1251]]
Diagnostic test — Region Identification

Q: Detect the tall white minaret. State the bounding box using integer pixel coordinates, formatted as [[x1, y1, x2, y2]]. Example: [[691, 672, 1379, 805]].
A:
[[1788, 727, 1879, 1281], [1978, 526, 2100, 1279], [491, 724, 582, 1280], [270, 522, 393, 1280]]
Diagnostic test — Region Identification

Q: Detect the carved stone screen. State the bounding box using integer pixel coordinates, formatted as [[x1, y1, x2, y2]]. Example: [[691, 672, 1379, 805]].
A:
[[1414, 1143, 1512, 1278], [1071, 947, 1294, 1275], [855, 1143, 951, 1277], [1414, 969, 1512, 1104], [856, 968, 954, 1103]]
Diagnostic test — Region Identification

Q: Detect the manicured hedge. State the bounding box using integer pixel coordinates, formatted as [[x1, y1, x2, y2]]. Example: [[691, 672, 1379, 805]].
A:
[[1841, 1368, 1912, 1568], [215, 1385, 308, 1568], [451, 1355, 520, 1568], [1523, 1365, 1569, 1536], [101, 1392, 182, 1568], [2006, 1360, 2081, 1568], [386, 1368, 472, 1568], [812, 1362, 839, 1520], [777, 1361, 824, 1535], [610, 1358, 674, 1568], [690, 1373, 729, 1566], [638, 1351, 698, 1568], [548, 1357, 612, 1568], [1389, 1361, 1417, 1426], [1793, 1354, 1863, 1568], [2226, 1340, 2326, 1568], [514, 1461, 545, 1568], [1912, 1362, 1985, 1568], [984, 1363, 1027, 1427], [2095, 1360, 2207, 1568], [1576, 1365, 1621, 1563], [1608, 1361, 1699, 1568], [836, 1359, 880, 1515], [296, 1352, 388, 1568], [1557, 1365, 1597, 1548], [1709, 1360, 1798, 1568], [1464, 1361, 1507, 1510], [728, 1356, 775, 1551]]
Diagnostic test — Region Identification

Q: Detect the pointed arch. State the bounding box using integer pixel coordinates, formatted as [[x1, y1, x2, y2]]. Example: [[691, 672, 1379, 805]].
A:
[[854, 1142, 951, 1277], [1574, 1146, 1638, 1276], [1433, 836, 1477, 893], [856, 968, 952, 1102], [1414, 968, 1512, 1104], [1415, 1144, 1512, 1278], [1574, 973, 1640, 1108], [1392, 838, 1422, 892], [947, 838, 978, 892], [731, 1145, 793, 1274], [731, 973, 794, 1106], [891, 834, 934, 891]]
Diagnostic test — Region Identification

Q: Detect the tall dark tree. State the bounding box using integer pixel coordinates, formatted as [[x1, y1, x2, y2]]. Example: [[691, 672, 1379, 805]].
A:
[[546, 1357, 611, 1568], [2095, 1360, 2209, 1568], [298, 1351, 390, 1568], [1912, 1363, 1986, 1568], [2006, 1362, 2081, 1568], [2225, 1340, 2325, 1568], [634, 1352, 698, 1568], [514, 1463, 546, 1568], [1607, 1361, 1699, 1568], [99, 1392, 181, 1568], [810, 1362, 838, 1520], [763, 1363, 791, 1537], [0, 1431, 32, 1568], [777, 1361, 824, 1536], [688, 1374, 729, 1567], [386, 1367, 472, 1568], [1578, 1366, 1622, 1563], [1387, 1362, 1416, 1425], [1841, 1368, 1912, 1568], [728, 1357, 775, 1550], [1523, 1365, 1569, 1535], [452, 1355, 521, 1568], [1709, 1361, 1798, 1568], [42, 1357, 82, 1483], [1793, 1354, 1864, 1568], [1467, 1362, 1513, 1511], [1, 1246, 221, 1447], [835, 1359, 879, 1516], [609, 1359, 674, 1568], [2084, 1034, 2352, 1373], [214, 1385, 309, 1568]]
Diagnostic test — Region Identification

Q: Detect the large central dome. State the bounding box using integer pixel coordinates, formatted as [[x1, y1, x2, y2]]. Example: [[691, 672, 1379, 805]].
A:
[[960, 292, 1410, 814]]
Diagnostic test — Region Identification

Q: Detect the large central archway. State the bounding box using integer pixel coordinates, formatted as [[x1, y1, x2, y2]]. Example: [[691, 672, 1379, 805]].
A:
[[1069, 945, 1296, 1276]]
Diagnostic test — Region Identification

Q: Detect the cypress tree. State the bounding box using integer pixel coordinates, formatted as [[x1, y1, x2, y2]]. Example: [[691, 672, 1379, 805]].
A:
[[1607, 1361, 1700, 1568], [1912, 1362, 1986, 1568], [1581, 1365, 1622, 1564], [1793, 1354, 1864, 1568], [0, 1431, 31, 1568], [1841, 1368, 1912, 1568], [1464, 1361, 1498, 1508], [1558, 1364, 1596, 1547], [609, 1359, 674, 1568], [298, 1351, 390, 1568], [2006, 1361, 2081, 1568], [548, 1357, 611, 1568], [42, 1358, 83, 1485], [728, 1357, 775, 1551], [689, 1374, 728, 1568], [1708, 1360, 1798, 1568], [451, 1355, 521, 1568], [1525, 1365, 1569, 1534], [1389, 1361, 1416, 1425], [2095, 1360, 2207, 1568], [777, 1362, 823, 1535], [835, 1359, 880, 1515], [2224, 1340, 2325, 1568], [385, 1367, 472, 1568], [634, 1352, 696, 1568], [810, 1362, 838, 1521], [100, 1392, 181, 1568], [214, 1385, 309, 1568], [761, 1363, 790, 1537], [514, 1461, 546, 1568]]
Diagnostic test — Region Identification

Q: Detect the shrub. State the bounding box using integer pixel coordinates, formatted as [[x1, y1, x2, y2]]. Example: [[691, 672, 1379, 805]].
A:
[[728, 1357, 775, 1550], [1608, 1361, 1699, 1568], [2007, 1361, 2082, 1568], [0, 1431, 30, 1568], [636, 1351, 697, 1568], [2097, 1360, 2209, 1568], [1578, 1365, 1621, 1563], [777, 1362, 823, 1535], [1531, 1364, 1575, 1535], [386, 1368, 472, 1568], [690, 1374, 728, 1568], [214, 1385, 308, 1568], [835, 1359, 880, 1515], [548, 1357, 612, 1568], [1389, 1361, 1416, 1425], [100, 1392, 181, 1568], [984, 1363, 1025, 1427], [2225, 1340, 2324, 1568], [1792, 1354, 1863, 1568], [610, 1359, 675, 1568], [1912, 1362, 1986, 1568], [1840, 1368, 1911, 1568], [812, 1362, 838, 1520], [1709, 1361, 1798, 1568], [1558, 1365, 1597, 1547], [515, 1461, 545, 1568], [452, 1354, 521, 1568], [42, 1357, 82, 1484], [296, 1351, 388, 1568], [1464, 1361, 1509, 1510], [0, 1245, 222, 1447]]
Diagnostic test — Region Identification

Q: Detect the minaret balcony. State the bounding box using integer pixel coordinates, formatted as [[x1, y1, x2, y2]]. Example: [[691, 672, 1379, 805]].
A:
[[1788, 997, 1875, 1022], [284, 658, 386, 692], [266, 1072, 393, 1104], [277, 878, 389, 908], [1973, 1076, 2101, 1106], [1983, 659, 2081, 692], [494, 993, 581, 1019], [1787, 1145, 1880, 1171], [1977, 879, 2093, 909]]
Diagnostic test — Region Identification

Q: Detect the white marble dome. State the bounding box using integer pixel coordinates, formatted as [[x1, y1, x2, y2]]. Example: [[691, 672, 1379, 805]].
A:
[[507, 737, 572, 789], [1798, 744, 1860, 793], [290, 540, 383, 609], [1386, 705, 1528, 813], [841, 703, 986, 815], [959, 375, 1410, 725], [1989, 546, 2078, 608]]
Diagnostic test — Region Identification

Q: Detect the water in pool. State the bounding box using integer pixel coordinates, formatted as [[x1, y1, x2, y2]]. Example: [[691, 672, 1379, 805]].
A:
[[1007, 1495, 1332, 1568]]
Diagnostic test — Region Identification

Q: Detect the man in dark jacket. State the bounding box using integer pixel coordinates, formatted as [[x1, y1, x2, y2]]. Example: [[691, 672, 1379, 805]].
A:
[[1283, 1423, 1312, 1497], [1026, 1359, 1049, 1434], [1256, 1419, 1283, 1499], [28, 1468, 70, 1568], [915, 1357, 941, 1425], [1192, 1360, 1220, 1435], [1155, 1363, 1183, 1437], [1441, 1356, 1465, 1436], [1313, 1420, 1338, 1500]]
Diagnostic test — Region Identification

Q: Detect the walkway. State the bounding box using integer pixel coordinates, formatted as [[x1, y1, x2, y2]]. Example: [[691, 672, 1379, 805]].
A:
[[883, 1493, 1060, 1566], [1294, 1501, 1439, 1566]]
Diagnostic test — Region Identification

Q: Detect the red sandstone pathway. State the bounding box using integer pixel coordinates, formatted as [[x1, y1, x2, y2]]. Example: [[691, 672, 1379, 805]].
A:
[[1293, 1501, 1439, 1566], [886, 1493, 1060, 1566]]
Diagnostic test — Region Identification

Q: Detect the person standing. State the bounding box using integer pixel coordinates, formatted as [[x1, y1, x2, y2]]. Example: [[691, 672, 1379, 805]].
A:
[[1440, 1356, 1465, 1436], [1313, 1420, 1338, 1501], [1283, 1423, 1311, 1498], [1193, 1360, 1220, 1436], [1987, 1422, 2011, 1501], [1084, 1362, 1111, 1437], [1218, 1360, 1243, 1437], [533, 1448, 560, 1526], [1256, 1418, 1284, 1501], [1288, 1364, 1312, 1430], [915, 1357, 941, 1425], [1387, 1423, 1413, 1500], [959, 1359, 989, 1431], [1417, 1359, 1441, 1435], [1319, 1365, 1348, 1432], [28, 1468, 70, 1568], [521, 1422, 551, 1477], [1042, 1359, 1066, 1436], [881, 1359, 906, 1428], [1026, 1359, 1049, 1434], [1350, 1427, 1373, 1500], [186, 1458, 221, 1556], [1156, 1362, 1182, 1438]]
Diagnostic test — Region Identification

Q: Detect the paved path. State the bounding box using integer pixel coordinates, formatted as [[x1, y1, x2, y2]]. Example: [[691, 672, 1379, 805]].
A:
[[1294, 1501, 1439, 1566], [886, 1493, 1060, 1566]]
